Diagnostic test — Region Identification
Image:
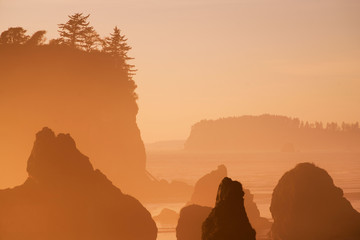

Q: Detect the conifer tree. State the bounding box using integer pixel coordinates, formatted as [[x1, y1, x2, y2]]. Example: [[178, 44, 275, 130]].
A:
[[83, 26, 100, 52], [103, 26, 136, 78], [58, 13, 95, 49]]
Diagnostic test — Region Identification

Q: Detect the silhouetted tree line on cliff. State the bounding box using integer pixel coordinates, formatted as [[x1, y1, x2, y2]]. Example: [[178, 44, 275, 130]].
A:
[[0, 13, 135, 80], [185, 114, 360, 152]]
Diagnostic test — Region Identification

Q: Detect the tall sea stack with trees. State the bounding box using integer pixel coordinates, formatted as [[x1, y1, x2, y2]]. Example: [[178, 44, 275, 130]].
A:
[[0, 13, 192, 201]]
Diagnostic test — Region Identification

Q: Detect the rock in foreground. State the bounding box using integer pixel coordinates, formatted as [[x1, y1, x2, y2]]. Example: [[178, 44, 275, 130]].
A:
[[188, 165, 271, 234], [270, 162, 360, 240], [202, 177, 256, 240], [0, 127, 157, 240]]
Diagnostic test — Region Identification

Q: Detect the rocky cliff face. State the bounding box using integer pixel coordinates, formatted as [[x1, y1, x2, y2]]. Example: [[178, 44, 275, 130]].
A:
[[0, 45, 146, 195], [0, 45, 192, 202], [270, 162, 360, 240], [202, 177, 256, 240], [0, 127, 157, 240]]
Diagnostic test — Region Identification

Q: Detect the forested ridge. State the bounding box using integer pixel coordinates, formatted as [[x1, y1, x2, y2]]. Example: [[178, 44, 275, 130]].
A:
[[185, 114, 360, 152]]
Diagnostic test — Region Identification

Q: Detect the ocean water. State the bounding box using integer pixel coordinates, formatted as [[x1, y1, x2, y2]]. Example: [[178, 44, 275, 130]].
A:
[[145, 151, 360, 240]]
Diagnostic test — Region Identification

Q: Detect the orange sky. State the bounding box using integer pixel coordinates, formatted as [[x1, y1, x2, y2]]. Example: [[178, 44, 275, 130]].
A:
[[1, 0, 360, 142]]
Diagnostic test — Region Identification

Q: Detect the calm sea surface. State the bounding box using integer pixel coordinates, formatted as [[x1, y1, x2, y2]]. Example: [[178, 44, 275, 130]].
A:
[[145, 151, 360, 240]]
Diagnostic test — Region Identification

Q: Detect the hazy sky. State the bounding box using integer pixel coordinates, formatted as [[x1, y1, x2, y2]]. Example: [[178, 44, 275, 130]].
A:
[[1, 0, 360, 142]]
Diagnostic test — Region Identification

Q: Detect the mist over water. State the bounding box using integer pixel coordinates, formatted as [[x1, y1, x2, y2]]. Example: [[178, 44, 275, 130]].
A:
[[146, 150, 360, 239]]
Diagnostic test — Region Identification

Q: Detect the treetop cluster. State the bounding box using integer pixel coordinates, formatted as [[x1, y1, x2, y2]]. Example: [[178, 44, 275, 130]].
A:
[[0, 13, 136, 78]]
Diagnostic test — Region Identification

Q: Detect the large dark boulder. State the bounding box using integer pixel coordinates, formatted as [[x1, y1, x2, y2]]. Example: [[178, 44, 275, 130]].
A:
[[176, 205, 212, 240], [270, 162, 360, 240], [202, 177, 256, 240], [0, 127, 157, 240]]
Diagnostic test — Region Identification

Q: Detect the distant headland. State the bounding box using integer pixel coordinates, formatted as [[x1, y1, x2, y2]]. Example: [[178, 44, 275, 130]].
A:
[[185, 114, 360, 152]]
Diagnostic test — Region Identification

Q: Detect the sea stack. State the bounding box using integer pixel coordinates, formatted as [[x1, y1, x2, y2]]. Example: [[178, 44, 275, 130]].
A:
[[188, 164, 227, 207], [188, 165, 271, 234], [202, 177, 256, 240], [270, 162, 360, 240], [0, 127, 157, 240]]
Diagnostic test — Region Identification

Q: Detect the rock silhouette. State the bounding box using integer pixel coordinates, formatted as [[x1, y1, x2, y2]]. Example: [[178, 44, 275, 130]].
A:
[[202, 177, 256, 240], [270, 162, 360, 240], [0, 127, 157, 240], [0, 44, 145, 192], [188, 165, 271, 235], [243, 188, 272, 236], [176, 205, 212, 240], [188, 164, 227, 207], [153, 208, 179, 226]]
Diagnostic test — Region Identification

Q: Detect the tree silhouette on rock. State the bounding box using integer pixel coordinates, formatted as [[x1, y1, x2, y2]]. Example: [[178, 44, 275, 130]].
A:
[[83, 26, 101, 52], [58, 13, 98, 50], [103, 26, 135, 78]]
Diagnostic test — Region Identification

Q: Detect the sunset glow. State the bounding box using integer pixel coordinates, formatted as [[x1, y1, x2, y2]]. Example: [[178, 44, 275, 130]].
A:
[[1, 1, 360, 240]]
